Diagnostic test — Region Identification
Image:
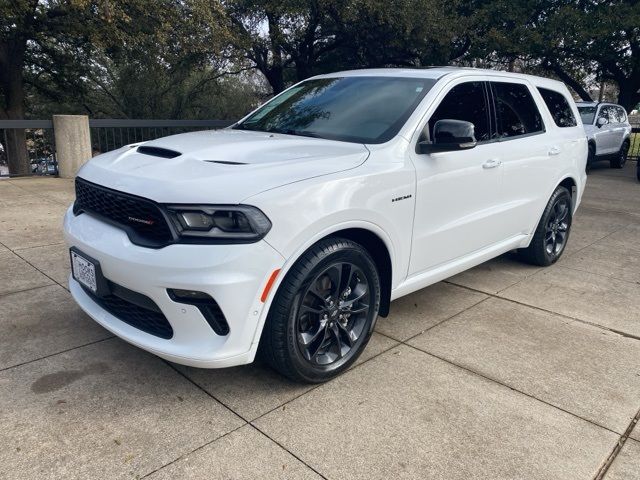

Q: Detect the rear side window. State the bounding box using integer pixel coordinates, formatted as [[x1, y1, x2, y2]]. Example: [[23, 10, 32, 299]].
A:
[[537, 88, 577, 127], [614, 107, 627, 123], [428, 82, 491, 142], [492, 82, 544, 138]]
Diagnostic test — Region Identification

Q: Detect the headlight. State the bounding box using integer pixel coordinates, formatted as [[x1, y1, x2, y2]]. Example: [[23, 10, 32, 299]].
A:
[[166, 205, 272, 243]]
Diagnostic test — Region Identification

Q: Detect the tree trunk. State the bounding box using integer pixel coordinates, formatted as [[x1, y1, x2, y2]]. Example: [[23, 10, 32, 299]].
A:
[[0, 40, 30, 175], [543, 60, 593, 102], [4, 128, 29, 176], [617, 81, 640, 113]]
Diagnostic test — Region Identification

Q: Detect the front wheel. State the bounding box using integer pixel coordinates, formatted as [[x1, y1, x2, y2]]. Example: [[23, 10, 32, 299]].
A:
[[637, 161, 640, 182], [518, 186, 572, 266], [259, 237, 380, 383], [611, 140, 629, 169]]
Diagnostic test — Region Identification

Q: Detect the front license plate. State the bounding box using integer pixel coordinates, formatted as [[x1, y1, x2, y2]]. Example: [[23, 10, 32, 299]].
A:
[[71, 250, 98, 293]]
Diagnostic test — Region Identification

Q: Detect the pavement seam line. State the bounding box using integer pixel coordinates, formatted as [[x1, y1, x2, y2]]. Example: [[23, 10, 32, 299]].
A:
[[593, 407, 640, 480], [381, 295, 491, 345], [0, 335, 115, 373], [446, 219, 638, 299], [249, 337, 401, 423], [161, 360, 250, 422], [139, 423, 248, 479], [11, 241, 67, 252], [0, 282, 57, 300], [444, 280, 640, 343], [252, 296, 490, 423], [5, 179, 71, 206], [400, 342, 624, 436], [248, 423, 329, 480], [11, 248, 69, 292]]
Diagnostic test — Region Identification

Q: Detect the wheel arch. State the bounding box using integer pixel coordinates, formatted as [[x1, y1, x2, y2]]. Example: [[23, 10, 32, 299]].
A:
[[325, 228, 392, 317]]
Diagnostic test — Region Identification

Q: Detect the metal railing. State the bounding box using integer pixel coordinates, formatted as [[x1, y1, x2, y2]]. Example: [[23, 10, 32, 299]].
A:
[[0, 120, 56, 176], [629, 121, 640, 162], [89, 119, 232, 155], [2, 116, 637, 177], [0, 118, 232, 177]]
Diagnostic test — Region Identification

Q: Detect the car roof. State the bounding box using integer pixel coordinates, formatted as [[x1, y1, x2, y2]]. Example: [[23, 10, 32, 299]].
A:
[[576, 101, 624, 108], [311, 67, 569, 90]]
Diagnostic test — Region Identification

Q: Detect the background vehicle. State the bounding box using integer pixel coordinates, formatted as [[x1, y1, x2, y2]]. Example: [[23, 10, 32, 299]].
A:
[[577, 101, 632, 171], [64, 68, 587, 382]]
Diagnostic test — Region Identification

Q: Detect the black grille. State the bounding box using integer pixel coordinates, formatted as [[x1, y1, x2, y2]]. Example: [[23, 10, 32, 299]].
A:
[[83, 284, 174, 339], [74, 178, 174, 248]]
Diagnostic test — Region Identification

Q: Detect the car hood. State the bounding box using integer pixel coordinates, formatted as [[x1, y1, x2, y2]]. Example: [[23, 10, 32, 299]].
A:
[[77, 129, 369, 204]]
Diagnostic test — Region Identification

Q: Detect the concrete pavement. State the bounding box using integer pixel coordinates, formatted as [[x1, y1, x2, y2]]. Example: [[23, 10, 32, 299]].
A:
[[0, 162, 639, 479]]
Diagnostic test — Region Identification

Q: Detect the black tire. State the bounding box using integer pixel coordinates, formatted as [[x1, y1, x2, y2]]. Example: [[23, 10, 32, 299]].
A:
[[259, 237, 380, 383], [519, 186, 572, 266], [586, 143, 595, 173], [610, 140, 629, 169], [636, 161, 640, 182]]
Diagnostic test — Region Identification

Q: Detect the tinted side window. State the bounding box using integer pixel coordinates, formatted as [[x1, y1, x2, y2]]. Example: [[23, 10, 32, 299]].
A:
[[615, 107, 627, 123], [492, 82, 544, 138], [537, 88, 577, 127], [428, 82, 491, 142]]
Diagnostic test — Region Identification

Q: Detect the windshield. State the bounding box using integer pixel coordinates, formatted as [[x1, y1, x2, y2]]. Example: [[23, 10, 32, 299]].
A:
[[577, 106, 596, 125], [234, 76, 437, 144]]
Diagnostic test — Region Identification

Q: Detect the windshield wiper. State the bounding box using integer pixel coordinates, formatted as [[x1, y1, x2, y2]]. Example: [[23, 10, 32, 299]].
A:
[[278, 129, 324, 139]]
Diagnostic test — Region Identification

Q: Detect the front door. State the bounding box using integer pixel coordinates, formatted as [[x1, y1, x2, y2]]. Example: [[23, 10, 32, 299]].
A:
[[594, 105, 618, 154], [408, 80, 508, 276]]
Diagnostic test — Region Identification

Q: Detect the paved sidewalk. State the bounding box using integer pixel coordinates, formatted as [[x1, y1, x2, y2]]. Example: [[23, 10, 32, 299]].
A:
[[1, 163, 639, 479]]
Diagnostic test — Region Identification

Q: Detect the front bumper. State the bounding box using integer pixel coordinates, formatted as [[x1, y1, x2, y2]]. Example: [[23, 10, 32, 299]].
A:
[[64, 206, 285, 368]]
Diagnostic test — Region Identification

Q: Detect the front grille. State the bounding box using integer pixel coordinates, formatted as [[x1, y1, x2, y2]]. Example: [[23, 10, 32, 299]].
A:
[[83, 283, 174, 339], [74, 178, 174, 248]]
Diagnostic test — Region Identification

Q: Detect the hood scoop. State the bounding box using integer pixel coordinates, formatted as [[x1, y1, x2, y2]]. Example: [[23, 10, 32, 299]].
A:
[[137, 146, 181, 159], [204, 160, 247, 165]]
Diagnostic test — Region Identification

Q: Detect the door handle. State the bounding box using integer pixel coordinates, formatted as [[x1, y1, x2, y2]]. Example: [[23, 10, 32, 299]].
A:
[[482, 159, 502, 169], [548, 146, 561, 156]]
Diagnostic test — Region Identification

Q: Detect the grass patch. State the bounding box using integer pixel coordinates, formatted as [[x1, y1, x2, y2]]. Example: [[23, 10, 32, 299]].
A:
[[630, 132, 640, 159]]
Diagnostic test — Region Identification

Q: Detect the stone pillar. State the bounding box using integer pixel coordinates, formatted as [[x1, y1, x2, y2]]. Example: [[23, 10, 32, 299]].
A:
[[53, 115, 92, 178]]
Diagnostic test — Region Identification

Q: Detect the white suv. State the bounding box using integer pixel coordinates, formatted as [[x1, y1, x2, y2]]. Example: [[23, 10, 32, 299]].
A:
[[577, 101, 632, 170], [64, 68, 587, 382]]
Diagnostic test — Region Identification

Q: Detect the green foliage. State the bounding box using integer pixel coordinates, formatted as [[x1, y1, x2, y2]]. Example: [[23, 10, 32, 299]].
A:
[[2, 0, 640, 121]]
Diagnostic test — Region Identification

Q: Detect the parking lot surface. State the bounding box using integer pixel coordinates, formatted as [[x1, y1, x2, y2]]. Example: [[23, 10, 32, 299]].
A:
[[1, 163, 639, 479]]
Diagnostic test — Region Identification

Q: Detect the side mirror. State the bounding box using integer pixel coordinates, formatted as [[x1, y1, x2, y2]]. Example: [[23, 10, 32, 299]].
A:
[[417, 119, 477, 154], [596, 117, 608, 128]]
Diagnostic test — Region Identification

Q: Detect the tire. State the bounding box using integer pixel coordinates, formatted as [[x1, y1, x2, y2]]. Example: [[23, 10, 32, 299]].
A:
[[637, 161, 640, 182], [519, 186, 572, 266], [586, 143, 595, 173], [610, 140, 629, 169], [259, 237, 381, 383]]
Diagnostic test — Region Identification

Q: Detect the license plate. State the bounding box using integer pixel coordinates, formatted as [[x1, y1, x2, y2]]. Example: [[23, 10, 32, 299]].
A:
[[71, 250, 98, 293]]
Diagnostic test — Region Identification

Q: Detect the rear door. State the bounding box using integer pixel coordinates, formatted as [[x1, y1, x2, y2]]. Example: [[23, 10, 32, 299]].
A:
[[488, 80, 552, 235], [611, 106, 628, 149]]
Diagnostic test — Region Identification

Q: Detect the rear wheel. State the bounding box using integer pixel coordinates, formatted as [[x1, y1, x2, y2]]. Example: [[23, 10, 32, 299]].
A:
[[586, 143, 595, 173], [610, 140, 629, 168], [519, 186, 572, 266], [259, 237, 380, 383]]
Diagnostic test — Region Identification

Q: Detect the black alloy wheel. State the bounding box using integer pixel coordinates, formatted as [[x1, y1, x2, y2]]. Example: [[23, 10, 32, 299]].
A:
[[296, 262, 370, 366], [519, 186, 572, 266], [543, 196, 570, 257], [610, 141, 629, 169], [259, 238, 380, 383]]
